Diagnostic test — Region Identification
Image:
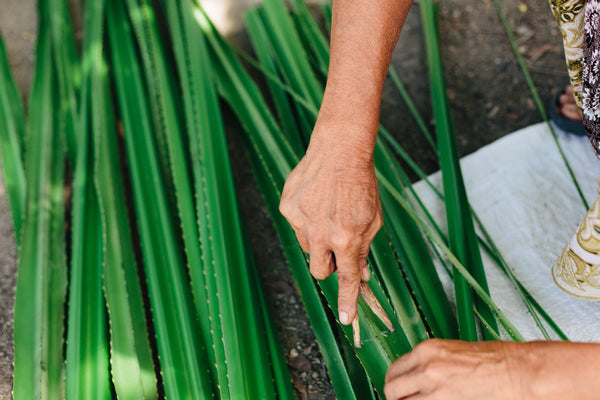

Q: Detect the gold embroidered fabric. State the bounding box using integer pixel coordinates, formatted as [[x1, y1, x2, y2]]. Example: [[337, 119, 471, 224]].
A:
[[553, 195, 600, 299], [549, 0, 586, 107]]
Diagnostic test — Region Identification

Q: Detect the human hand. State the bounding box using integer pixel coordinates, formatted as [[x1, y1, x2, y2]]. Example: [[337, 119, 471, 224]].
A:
[[384, 339, 523, 400], [384, 339, 600, 400], [279, 126, 383, 326]]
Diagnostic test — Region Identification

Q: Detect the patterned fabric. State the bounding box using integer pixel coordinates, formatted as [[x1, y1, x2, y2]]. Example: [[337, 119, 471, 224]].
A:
[[549, 0, 586, 107], [551, 0, 600, 299], [583, 0, 600, 154], [553, 196, 600, 299]]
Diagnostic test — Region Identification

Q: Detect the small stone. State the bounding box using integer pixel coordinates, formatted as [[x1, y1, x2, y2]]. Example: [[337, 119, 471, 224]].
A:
[[518, 3, 527, 13], [289, 354, 312, 372], [312, 372, 319, 379], [290, 348, 299, 358], [487, 105, 500, 118]]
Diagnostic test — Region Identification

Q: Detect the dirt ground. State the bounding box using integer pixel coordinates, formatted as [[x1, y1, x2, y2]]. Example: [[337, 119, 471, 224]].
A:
[[0, 0, 571, 398]]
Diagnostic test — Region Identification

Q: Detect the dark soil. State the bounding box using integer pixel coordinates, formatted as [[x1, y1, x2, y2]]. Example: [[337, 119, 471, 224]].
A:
[[0, 0, 571, 398]]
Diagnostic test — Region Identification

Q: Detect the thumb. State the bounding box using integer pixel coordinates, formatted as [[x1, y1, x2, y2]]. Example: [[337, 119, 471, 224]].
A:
[[336, 253, 362, 325]]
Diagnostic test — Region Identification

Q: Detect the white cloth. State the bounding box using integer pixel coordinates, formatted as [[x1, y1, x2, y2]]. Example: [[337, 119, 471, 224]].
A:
[[412, 122, 600, 341]]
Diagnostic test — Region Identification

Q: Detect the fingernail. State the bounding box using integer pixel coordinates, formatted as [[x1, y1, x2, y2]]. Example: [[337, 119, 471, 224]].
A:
[[340, 311, 349, 325], [361, 267, 370, 282]]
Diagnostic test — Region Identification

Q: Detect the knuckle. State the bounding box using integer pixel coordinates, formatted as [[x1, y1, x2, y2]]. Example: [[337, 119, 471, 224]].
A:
[[385, 356, 404, 381], [383, 383, 399, 400], [278, 199, 291, 217], [414, 338, 443, 357], [421, 358, 446, 381], [337, 268, 361, 284], [365, 214, 383, 241], [288, 221, 304, 238], [383, 387, 392, 400], [310, 267, 331, 280], [309, 252, 333, 278], [384, 366, 393, 382], [374, 211, 384, 230], [279, 203, 301, 227], [424, 337, 444, 348], [330, 232, 357, 252], [337, 271, 361, 301]]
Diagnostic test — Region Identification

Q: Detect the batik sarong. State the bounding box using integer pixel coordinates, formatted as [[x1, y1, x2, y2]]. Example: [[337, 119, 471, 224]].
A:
[[551, 0, 600, 298]]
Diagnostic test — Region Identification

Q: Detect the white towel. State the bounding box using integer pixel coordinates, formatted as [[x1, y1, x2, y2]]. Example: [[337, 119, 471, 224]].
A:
[[412, 122, 600, 341]]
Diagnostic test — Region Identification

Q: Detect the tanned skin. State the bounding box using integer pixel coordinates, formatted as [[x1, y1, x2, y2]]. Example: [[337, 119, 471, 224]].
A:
[[280, 0, 412, 326]]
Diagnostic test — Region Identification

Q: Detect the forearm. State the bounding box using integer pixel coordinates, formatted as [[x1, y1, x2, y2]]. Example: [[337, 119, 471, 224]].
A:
[[520, 341, 600, 399], [280, 0, 410, 325], [311, 0, 414, 156]]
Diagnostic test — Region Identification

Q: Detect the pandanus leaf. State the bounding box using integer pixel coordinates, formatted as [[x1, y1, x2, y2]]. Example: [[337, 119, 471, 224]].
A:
[[107, 1, 212, 396], [420, 0, 498, 341], [161, 0, 289, 397], [13, 9, 68, 398], [0, 34, 26, 238]]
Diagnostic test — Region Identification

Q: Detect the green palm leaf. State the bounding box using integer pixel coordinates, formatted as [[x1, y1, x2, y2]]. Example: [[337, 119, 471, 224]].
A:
[[107, 1, 212, 396], [420, 0, 498, 340], [13, 9, 68, 397], [0, 34, 26, 238]]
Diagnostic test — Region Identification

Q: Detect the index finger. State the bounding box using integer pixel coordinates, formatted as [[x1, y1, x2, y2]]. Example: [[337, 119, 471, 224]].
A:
[[334, 250, 362, 325]]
